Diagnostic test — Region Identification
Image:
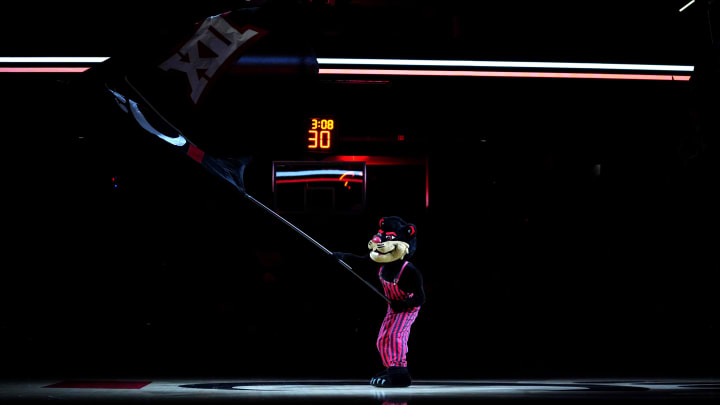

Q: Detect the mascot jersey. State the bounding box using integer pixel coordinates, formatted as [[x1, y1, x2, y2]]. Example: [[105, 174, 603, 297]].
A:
[[376, 260, 422, 368], [335, 216, 425, 387]]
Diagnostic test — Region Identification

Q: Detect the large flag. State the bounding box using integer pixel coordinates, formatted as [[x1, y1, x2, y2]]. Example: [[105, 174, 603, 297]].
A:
[[79, 2, 389, 303], [95, 7, 289, 193]]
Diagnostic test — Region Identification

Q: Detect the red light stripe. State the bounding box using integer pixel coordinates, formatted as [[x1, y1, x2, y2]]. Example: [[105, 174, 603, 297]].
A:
[[323, 155, 426, 166], [319, 68, 690, 81], [0, 67, 691, 81], [325, 155, 371, 162], [276, 178, 363, 184], [0, 67, 90, 73], [425, 156, 429, 209]]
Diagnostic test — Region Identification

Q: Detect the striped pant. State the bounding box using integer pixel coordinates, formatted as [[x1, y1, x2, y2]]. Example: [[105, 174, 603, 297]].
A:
[[376, 306, 420, 367]]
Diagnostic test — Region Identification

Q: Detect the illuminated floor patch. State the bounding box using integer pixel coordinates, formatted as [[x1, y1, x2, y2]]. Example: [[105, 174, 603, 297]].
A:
[[44, 380, 151, 389], [185, 381, 592, 395], [0, 379, 716, 402]]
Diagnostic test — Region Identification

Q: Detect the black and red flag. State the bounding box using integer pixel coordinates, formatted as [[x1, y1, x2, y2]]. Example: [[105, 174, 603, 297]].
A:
[[77, 1, 388, 302], [94, 4, 306, 193]]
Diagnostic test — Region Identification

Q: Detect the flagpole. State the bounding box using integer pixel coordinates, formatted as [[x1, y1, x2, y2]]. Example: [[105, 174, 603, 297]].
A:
[[106, 74, 390, 304], [242, 193, 390, 303], [109, 78, 389, 304]]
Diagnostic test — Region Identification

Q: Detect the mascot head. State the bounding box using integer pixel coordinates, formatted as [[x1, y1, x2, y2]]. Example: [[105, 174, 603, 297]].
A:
[[368, 216, 417, 263]]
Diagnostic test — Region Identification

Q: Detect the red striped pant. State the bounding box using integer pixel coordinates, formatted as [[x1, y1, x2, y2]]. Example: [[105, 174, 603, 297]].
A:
[[376, 306, 420, 367]]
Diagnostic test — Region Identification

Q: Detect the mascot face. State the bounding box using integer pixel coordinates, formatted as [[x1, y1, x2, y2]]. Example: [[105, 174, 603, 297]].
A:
[[368, 216, 417, 263]]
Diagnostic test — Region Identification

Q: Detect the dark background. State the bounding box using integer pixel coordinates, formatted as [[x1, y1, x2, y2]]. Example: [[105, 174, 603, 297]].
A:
[[1, 0, 718, 380]]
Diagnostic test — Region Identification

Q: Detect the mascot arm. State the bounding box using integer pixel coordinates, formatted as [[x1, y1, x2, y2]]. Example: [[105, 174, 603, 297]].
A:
[[332, 251, 370, 263], [395, 263, 426, 309]]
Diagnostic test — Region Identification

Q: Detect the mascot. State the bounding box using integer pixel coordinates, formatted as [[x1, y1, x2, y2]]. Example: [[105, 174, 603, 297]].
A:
[[335, 216, 425, 388]]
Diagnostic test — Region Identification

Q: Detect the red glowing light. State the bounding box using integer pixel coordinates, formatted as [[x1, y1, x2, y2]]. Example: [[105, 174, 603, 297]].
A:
[[318, 68, 691, 81]]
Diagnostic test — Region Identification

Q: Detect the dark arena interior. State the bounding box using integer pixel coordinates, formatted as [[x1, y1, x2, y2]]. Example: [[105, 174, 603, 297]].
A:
[[1, 1, 718, 404]]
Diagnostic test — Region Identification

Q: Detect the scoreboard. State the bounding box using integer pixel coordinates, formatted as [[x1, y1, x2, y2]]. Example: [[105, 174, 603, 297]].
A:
[[270, 112, 428, 214], [306, 118, 335, 150]]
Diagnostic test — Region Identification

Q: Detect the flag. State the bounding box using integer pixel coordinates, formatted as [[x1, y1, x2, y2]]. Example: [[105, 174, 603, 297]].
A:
[[107, 79, 250, 193], [92, 3, 309, 192], [76, 2, 387, 303]]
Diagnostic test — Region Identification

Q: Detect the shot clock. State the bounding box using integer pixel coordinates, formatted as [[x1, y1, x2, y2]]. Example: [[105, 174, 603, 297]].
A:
[[307, 117, 335, 151]]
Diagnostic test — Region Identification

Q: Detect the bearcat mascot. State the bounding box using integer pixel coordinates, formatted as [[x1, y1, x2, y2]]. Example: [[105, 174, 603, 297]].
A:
[[335, 216, 425, 388]]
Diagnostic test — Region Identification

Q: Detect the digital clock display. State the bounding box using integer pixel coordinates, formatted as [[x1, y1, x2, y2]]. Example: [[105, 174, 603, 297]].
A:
[[307, 118, 335, 150]]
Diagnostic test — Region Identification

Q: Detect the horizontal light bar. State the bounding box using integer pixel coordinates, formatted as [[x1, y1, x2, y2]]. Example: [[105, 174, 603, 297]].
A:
[[319, 68, 692, 81], [2, 67, 689, 80], [0, 57, 109, 63], [276, 178, 363, 184], [276, 169, 364, 178], [318, 58, 694, 72], [0, 57, 694, 72], [0, 67, 91, 73], [0, 57, 694, 80]]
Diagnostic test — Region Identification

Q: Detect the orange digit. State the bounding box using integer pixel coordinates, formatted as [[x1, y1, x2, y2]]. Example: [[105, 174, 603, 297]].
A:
[[308, 130, 318, 148], [320, 130, 331, 149]]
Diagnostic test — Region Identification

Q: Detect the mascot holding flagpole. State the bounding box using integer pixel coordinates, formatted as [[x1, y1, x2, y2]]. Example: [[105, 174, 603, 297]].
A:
[[336, 216, 425, 388]]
